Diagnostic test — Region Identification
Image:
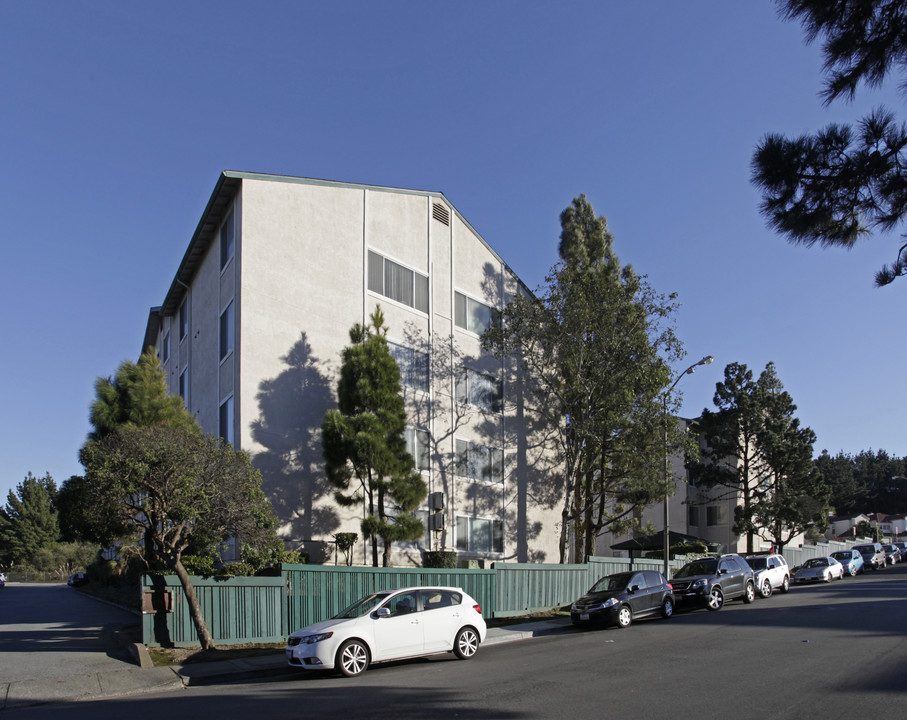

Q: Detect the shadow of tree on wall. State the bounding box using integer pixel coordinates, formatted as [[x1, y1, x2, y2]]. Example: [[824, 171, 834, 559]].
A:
[[251, 333, 338, 557], [477, 261, 562, 563]]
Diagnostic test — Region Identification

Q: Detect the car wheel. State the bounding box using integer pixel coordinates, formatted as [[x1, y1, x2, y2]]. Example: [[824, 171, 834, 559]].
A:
[[661, 598, 674, 619], [780, 576, 790, 593], [336, 639, 370, 677], [707, 587, 723, 611], [616, 604, 633, 628], [453, 627, 480, 659], [760, 579, 773, 598], [849, 566, 857, 577], [743, 581, 756, 604]]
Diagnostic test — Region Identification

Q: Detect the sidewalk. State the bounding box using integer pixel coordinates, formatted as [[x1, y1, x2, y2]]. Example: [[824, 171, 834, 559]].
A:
[[0, 617, 573, 711]]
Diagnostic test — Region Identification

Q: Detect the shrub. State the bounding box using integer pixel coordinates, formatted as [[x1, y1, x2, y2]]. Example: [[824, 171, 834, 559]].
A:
[[180, 555, 217, 576], [423, 550, 458, 568], [219, 561, 254, 576]]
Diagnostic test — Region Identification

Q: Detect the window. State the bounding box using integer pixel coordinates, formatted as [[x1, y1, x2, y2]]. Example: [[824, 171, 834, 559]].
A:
[[456, 516, 504, 553], [454, 291, 498, 335], [161, 332, 170, 363], [456, 368, 502, 413], [389, 341, 429, 392], [368, 250, 429, 313], [179, 367, 189, 408], [220, 208, 235, 270], [707, 505, 728, 526], [386, 591, 419, 616], [423, 590, 460, 611], [688, 506, 700, 527], [219, 396, 234, 446], [456, 439, 503, 484], [219, 301, 234, 361], [179, 300, 188, 341], [406, 428, 431, 472]]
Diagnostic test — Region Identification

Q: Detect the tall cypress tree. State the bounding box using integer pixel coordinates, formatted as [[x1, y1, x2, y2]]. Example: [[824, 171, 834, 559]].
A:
[[484, 195, 689, 563], [322, 307, 426, 566]]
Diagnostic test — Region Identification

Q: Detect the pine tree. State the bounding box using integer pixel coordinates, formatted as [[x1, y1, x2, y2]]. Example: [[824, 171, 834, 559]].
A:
[[753, 0, 907, 286], [322, 307, 427, 566], [0, 473, 60, 566]]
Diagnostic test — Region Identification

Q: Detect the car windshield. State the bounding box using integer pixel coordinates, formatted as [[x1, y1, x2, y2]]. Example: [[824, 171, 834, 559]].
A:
[[589, 574, 632, 592], [831, 553, 850, 561], [746, 558, 767, 571], [804, 558, 827, 568], [333, 592, 389, 619], [674, 559, 718, 578]]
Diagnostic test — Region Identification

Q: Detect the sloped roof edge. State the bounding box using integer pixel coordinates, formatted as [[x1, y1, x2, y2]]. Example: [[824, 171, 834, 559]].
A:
[[150, 170, 530, 326]]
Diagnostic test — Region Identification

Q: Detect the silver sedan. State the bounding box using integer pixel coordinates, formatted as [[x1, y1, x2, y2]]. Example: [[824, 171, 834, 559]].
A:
[[794, 556, 844, 584]]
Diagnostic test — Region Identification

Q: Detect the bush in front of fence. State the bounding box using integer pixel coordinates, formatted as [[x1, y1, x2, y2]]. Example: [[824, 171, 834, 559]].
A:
[[423, 550, 458, 568]]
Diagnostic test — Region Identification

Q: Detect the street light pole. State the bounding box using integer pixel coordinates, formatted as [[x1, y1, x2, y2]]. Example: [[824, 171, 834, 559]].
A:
[[663, 355, 714, 578]]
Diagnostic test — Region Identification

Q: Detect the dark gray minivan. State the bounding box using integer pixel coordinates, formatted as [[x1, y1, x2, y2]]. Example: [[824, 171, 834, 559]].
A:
[[853, 542, 887, 570]]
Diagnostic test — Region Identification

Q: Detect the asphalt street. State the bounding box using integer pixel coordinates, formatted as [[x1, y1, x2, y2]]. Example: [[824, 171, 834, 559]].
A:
[[0, 582, 139, 684], [4, 565, 906, 719]]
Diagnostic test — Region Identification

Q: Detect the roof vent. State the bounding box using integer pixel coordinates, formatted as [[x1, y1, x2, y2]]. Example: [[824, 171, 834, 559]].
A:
[[432, 202, 450, 226]]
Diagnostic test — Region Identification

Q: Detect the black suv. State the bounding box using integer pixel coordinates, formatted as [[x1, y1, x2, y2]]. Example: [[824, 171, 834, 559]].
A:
[[670, 554, 756, 611]]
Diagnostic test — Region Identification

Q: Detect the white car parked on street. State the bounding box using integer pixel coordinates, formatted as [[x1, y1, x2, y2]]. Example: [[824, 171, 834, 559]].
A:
[[743, 554, 791, 598], [286, 586, 487, 677]]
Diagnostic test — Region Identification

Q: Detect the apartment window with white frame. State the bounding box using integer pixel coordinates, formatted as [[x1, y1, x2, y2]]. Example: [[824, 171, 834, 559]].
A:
[[368, 250, 429, 313], [456, 515, 504, 554], [219, 300, 234, 361], [219, 396, 234, 446], [220, 208, 235, 271], [389, 341, 429, 392], [454, 291, 498, 335], [405, 427, 431, 472], [456, 368, 503, 413], [456, 439, 503, 485]]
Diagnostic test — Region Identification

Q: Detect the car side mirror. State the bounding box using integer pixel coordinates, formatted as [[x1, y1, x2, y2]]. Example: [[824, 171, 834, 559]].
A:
[[630, 585, 640, 593], [375, 607, 391, 618], [718, 568, 727, 575]]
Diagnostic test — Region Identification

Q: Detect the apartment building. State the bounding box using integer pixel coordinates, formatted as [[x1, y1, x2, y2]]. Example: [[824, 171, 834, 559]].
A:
[[142, 171, 561, 566]]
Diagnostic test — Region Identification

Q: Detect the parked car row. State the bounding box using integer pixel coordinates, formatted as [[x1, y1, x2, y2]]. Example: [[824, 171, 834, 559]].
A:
[[285, 544, 899, 678]]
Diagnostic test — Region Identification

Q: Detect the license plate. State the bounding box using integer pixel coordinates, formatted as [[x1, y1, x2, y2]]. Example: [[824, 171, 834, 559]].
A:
[[580, 613, 589, 621]]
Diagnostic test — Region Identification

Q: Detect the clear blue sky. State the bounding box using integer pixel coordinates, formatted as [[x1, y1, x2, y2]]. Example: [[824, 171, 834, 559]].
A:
[[2, 1, 904, 503]]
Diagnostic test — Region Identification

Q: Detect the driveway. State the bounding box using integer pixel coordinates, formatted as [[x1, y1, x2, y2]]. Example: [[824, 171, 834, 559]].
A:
[[0, 582, 140, 683]]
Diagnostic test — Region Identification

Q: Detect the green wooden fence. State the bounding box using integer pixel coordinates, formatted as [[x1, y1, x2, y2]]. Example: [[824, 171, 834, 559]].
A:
[[142, 574, 286, 647], [142, 555, 684, 646]]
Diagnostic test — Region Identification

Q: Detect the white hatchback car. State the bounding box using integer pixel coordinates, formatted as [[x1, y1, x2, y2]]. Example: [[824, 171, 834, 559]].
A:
[[286, 586, 487, 677]]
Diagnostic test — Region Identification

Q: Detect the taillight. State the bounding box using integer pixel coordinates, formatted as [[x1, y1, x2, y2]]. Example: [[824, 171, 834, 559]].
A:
[[473, 604, 482, 615], [666, 583, 673, 590]]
